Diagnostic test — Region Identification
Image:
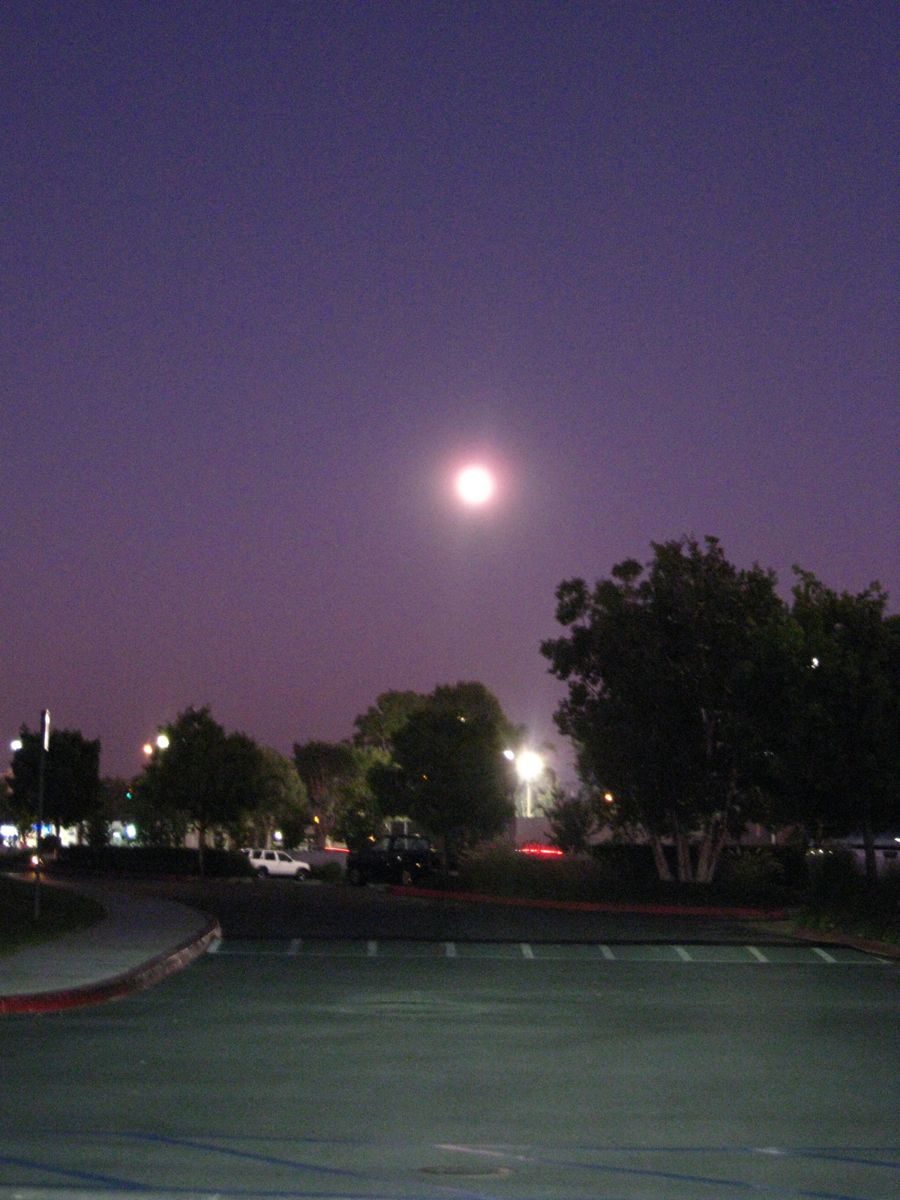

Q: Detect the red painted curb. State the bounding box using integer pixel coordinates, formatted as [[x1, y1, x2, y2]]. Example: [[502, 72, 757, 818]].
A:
[[0, 916, 222, 1016], [387, 884, 787, 921]]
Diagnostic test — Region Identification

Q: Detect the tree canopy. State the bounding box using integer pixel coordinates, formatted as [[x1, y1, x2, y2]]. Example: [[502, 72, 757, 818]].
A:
[[292, 740, 359, 848], [542, 538, 900, 883], [353, 691, 427, 753], [241, 746, 308, 850], [370, 681, 516, 857], [136, 706, 297, 867], [777, 571, 900, 881], [9, 726, 102, 836], [541, 537, 792, 881]]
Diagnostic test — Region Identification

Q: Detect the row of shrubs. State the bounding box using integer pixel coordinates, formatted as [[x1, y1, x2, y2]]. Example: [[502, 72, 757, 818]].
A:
[[449, 842, 812, 907], [42, 843, 348, 883], [49, 844, 255, 877], [450, 842, 898, 936]]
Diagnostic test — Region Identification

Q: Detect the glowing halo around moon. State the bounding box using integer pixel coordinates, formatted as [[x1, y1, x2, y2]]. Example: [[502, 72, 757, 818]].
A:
[[455, 464, 496, 506]]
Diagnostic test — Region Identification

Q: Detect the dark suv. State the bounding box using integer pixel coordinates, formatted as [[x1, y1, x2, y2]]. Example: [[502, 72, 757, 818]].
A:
[[346, 834, 439, 886]]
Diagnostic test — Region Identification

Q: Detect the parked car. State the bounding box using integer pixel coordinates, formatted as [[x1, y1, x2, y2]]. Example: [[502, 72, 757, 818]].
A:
[[242, 848, 311, 880], [346, 834, 439, 886]]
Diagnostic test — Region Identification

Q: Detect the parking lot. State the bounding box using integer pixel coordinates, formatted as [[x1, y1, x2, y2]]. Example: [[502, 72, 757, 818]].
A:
[[1, 927, 897, 1199]]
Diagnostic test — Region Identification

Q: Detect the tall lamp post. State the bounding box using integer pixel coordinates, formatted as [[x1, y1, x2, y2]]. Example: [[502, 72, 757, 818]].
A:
[[515, 749, 544, 819], [34, 708, 50, 920], [505, 748, 544, 819]]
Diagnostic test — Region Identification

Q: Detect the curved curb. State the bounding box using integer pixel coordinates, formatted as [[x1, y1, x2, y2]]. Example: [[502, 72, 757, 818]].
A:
[[0, 914, 222, 1016], [387, 884, 788, 921]]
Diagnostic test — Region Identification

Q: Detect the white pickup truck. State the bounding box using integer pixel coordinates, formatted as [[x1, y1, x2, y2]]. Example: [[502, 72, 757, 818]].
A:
[[243, 848, 311, 879]]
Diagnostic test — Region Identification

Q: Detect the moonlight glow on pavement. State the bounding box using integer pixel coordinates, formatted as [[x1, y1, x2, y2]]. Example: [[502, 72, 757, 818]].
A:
[[455, 465, 495, 506]]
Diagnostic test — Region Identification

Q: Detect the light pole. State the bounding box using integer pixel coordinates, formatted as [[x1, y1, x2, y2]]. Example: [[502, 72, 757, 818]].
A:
[[34, 709, 50, 920]]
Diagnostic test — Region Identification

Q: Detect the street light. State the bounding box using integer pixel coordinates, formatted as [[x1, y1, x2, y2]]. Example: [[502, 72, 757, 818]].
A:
[[514, 749, 544, 819], [143, 732, 170, 757]]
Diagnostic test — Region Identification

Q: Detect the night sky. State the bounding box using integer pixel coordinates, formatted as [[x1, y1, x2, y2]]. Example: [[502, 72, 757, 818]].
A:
[[3, 2, 897, 783]]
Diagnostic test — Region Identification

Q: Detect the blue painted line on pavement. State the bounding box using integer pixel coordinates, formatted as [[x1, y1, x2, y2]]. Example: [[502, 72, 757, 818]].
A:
[[559, 1143, 899, 1168], [123, 1130, 363, 1177], [543, 1154, 880, 1200], [0, 1151, 492, 1199], [0, 1152, 151, 1190], [795, 1150, 900, 1170], [1, 1184, 480, 1200]]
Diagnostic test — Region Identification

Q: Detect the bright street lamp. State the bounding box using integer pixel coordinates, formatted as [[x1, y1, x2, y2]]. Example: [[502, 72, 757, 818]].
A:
[[513, 749, 544, 818], [144, 732, 170, 757]]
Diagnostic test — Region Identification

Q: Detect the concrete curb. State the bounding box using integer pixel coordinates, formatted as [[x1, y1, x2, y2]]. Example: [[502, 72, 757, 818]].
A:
[[0, 914, 222, 1016], [387, 883, 788, 920]]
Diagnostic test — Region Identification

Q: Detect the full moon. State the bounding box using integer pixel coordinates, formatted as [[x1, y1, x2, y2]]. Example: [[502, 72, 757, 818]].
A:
[[455, 464, 495, 505]]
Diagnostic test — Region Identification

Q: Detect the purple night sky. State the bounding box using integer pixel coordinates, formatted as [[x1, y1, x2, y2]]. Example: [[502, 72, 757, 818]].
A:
[[3, 2, 897, 783]]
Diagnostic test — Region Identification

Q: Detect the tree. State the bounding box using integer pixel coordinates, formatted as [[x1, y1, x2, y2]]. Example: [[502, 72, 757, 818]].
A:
[[9, 727, 102, 839], [88, 776, 132, 847], [544, 787, 602, 855], [292, 740, 358, 848], [781, 571, 899, 884], [330, 744, 386, 849], [137, 707, 264, 871], [372, 681, 516, 860], [353, 691, 427, 753], [541, 537, 790, 882], [238, 747, 308, 850]]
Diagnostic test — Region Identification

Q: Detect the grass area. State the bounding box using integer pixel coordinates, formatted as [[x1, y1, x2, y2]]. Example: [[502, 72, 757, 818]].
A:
[[795, 905, 898, 945], [795, 886, 899, 944], [793, 852, 900, 945], [0, 875, 106, 956]]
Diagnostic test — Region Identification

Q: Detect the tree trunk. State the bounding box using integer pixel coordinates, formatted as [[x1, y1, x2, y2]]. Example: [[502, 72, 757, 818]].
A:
[[862, 796, 878, 889], [197, 824, 206, 877], [695, 818, 728, 883], [673, 816, 693, 881], [649, 833, 673, 881]]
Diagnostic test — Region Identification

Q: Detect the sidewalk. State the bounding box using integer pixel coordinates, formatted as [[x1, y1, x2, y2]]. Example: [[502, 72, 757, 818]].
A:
[[0, 881, 220, 1015]]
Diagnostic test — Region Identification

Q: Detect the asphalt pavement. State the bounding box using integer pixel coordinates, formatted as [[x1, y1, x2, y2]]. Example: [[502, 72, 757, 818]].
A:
[[2, 938, 897, 1199]]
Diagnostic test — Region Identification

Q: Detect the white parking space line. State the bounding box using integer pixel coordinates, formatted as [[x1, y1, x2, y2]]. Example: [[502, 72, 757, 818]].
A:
[[206, 939, 886, 966], [813, 947, 837, 963]]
